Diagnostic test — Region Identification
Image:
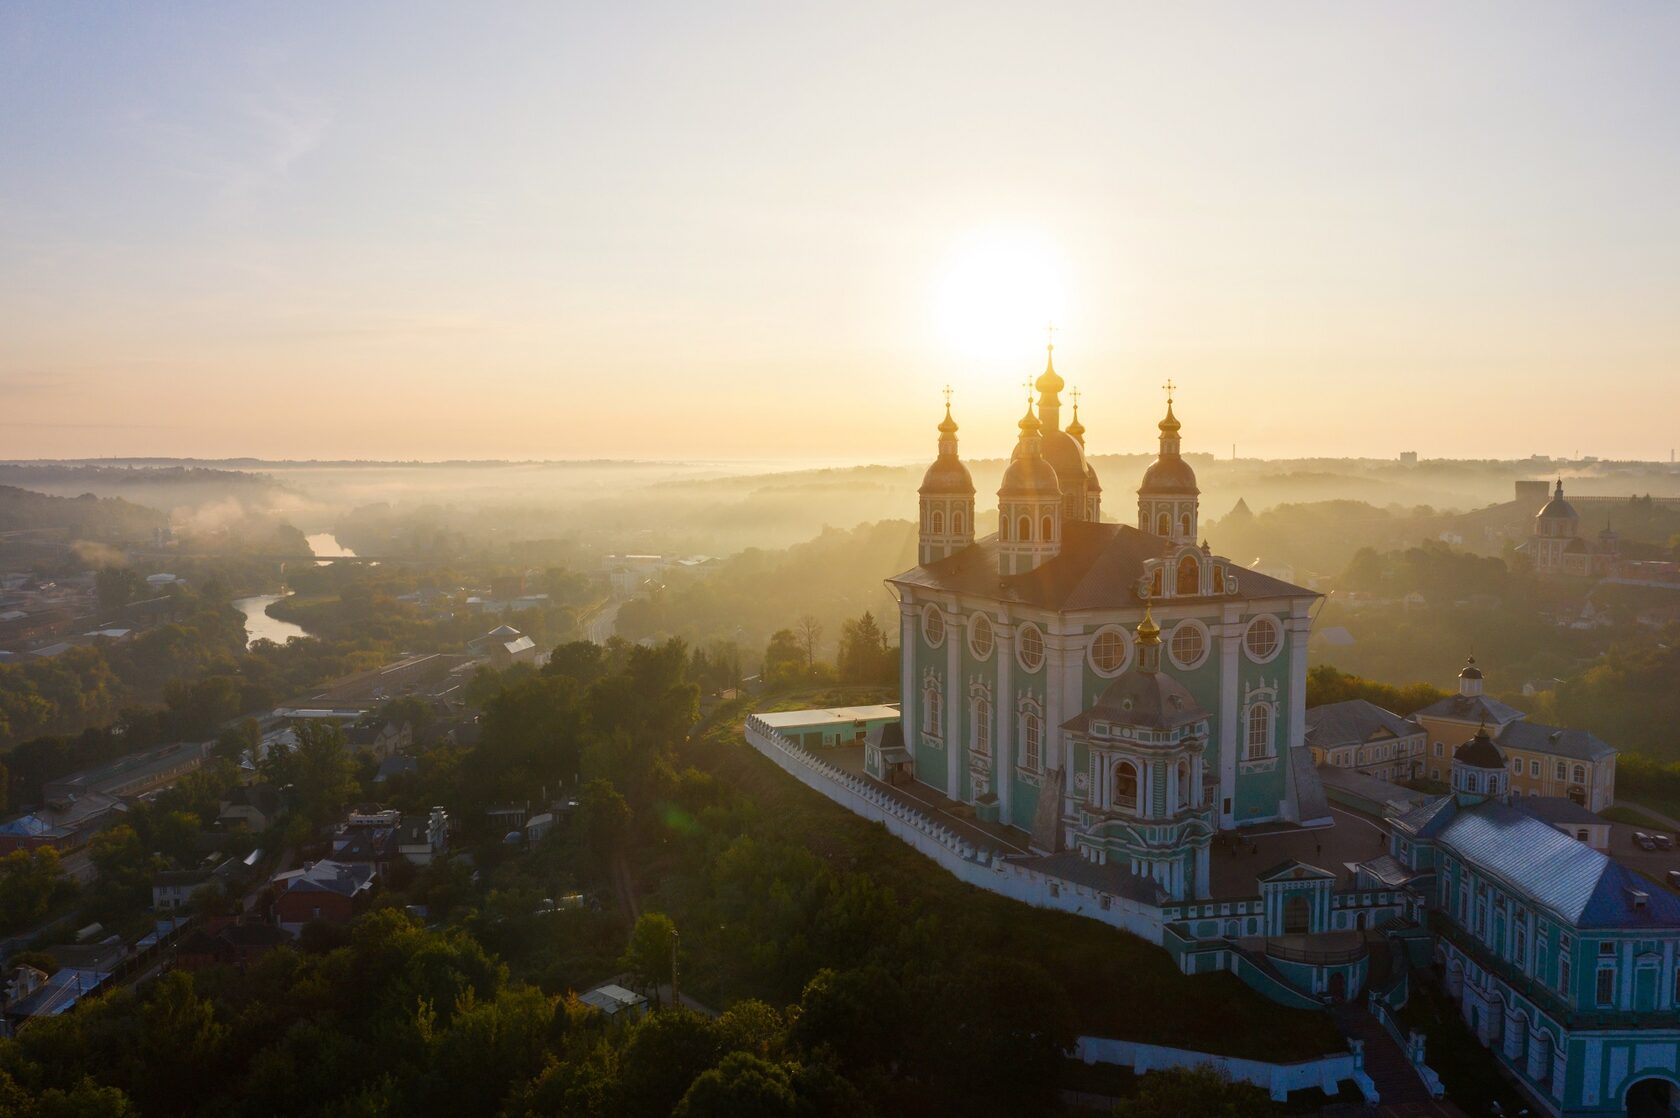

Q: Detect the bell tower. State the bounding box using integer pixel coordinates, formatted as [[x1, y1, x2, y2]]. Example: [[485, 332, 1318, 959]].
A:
[[917, 388, 976, 565]]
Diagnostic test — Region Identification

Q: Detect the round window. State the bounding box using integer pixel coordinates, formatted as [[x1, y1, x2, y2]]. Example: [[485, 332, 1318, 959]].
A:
[[1244, 615, 1281, 663], [1089, 626, 1130, 677], [1169, 620, 1209, 670], [969, 614, 994, 660], [923, 606, 946, 648], [1016, 623, 1045, 671]]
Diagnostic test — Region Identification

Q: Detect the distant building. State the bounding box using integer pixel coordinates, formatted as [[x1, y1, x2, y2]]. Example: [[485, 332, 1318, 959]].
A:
[[1305, 699, 1426, 783], [1525, 480, 1618, 578], [271, 860, 376, 935], [578, 983, 648, 1019], [1399, 451, 1418, 466], [1414, 657, 1617, 811]]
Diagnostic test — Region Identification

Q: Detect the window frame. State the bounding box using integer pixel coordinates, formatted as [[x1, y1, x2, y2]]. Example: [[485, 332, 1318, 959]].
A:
[[1243, 614, 1283, 664]]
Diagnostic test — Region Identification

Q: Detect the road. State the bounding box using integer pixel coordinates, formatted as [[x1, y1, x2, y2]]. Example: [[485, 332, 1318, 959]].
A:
[[586, 599, 622, 644]]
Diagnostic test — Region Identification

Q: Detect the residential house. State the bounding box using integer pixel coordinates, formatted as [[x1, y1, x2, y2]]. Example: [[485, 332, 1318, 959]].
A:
[[272, 861, 376, 935]]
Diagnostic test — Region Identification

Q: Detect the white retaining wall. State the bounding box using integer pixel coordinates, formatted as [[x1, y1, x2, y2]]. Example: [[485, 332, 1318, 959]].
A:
[[744, 717, 1164, 944], [1075, 1035, 1376, 1104]]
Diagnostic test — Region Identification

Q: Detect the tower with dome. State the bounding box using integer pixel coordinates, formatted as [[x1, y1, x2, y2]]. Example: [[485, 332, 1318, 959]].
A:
[[886, 345, 1329, 899]]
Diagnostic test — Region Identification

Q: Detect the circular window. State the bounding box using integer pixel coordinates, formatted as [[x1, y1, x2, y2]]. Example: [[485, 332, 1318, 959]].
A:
[[1088, 625, 1131, 677], [969, 614, 994, 660], [922, 605, 946, 648], [1169, 619, 1209, 670], [1244, 615, 1282, 663], [1016, 623, 1045, 672]]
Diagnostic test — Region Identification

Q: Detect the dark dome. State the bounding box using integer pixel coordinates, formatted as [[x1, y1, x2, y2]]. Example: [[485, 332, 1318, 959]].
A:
[[1454, 728, 1504, 769], [1040, 429, 1089, 496], [999, 455, 1060, 498], [1140, 455, 1199, 494], [1538, 496, 1578, 520], [920, 456, 974, 495], [1458, 658, 1482, 680]]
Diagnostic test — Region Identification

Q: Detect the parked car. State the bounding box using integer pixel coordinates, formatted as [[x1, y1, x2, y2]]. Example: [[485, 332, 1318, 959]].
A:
[[1636, 832, 1659, 852], [1655, 834, 1674, 850]]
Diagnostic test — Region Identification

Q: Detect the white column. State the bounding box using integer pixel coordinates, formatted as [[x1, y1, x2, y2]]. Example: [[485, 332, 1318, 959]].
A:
[[1219, 604, 1241, 828], [946, 608, 963, 800], [899, 599, 917, 762], [1287, 607, 1310, 751], [996, 622, 1014, 821], [1047, 627, 1073, 822]]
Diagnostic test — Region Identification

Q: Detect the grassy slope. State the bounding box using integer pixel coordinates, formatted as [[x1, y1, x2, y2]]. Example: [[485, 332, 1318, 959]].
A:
[[679, 692, 1344, 1062]]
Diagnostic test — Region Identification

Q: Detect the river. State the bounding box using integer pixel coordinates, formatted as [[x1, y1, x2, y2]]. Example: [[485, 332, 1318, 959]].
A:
[[234, 534, 357, 647]]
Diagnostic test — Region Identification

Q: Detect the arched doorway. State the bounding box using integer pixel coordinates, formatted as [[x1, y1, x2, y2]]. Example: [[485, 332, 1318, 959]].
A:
[[1627, 1077, 1679, 1118], [1283, 894, 1310, 934]]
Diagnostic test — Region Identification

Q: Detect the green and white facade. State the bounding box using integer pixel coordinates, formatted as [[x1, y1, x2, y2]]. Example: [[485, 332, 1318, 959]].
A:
[[885, 350, 1328, 901]]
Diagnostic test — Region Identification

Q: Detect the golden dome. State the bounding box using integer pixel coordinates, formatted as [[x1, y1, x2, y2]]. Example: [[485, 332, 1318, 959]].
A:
[[1158, 399, 1181, 435], [1034, 344, 1064, 394], [938, 403, 958, 435], [1136, 604, 1162, 646]]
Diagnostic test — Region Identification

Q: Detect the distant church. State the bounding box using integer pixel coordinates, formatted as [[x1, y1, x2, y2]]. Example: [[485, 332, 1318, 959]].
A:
[[1525, 479, 1619, 578], [884, 346, 1329, 900]]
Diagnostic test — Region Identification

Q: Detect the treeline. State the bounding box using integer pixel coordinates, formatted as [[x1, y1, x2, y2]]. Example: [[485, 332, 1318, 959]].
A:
[[760, 612, 897, 690], [1305, 665, 1448, 716], [614, 521, 916, 667]]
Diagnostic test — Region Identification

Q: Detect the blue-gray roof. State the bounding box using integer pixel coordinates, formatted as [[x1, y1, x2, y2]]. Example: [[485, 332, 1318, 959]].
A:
[[1415, 693, 1525, 727], [1305, 700, 1421, 750], [1438, 801, 1680, 929], [1392, 794, 1459, 839], [1496, 720, 1616, 763]]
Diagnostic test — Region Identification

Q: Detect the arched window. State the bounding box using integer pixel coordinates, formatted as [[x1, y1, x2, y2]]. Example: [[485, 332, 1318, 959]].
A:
[[971, 689, 992, 757], [931, 510, 944, 534], [1114, 760, 1139, 813], [999, 516, 1009, 541], [1572, 764, 1586, 784], [1245, 702, 1272, 760], [1180, 512, 1192, 538], [1176, 555, 1200, 596], [1018, 515, 1031, 541], [1150, 567, 1164, 597], [1156, 511, 1171, 536], [1021, 708, 1043, 772], [1041, 514, 1053, 541], [922, 678, 943, 737], [1176, 759, 1191, 809], [952, 511, 964, 534]]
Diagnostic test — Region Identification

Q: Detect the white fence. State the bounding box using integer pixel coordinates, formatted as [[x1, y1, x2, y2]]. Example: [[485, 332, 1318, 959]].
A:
[[743, 717, 1164, 943], [1074, 1035, 1376, 1104]]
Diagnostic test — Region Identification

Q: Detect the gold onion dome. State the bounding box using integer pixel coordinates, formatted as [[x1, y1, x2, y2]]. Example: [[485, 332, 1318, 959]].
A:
[[1158, 399, 1181, 435], [1018, 401, 1042, 435], [937, 403, 959, 434], [1136, 604, 1162, 646], [1034, 344, 1064, 394], [1066, 400, 1086, 442]]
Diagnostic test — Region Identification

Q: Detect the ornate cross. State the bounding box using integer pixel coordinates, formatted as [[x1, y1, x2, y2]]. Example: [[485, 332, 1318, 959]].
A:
[[1162, 378, 1176, 403], [1069, 386, 1081, 409], [1045, 321, 1056, 348], [942, 384, 953, 407]]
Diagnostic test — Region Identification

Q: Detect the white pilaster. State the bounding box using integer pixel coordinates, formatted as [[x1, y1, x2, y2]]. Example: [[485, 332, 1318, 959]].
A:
[[1218, 604, 1242, 828], [899, 599, 917, 763], [996, 621, 1014, 821], [947, 607, 962, 800]]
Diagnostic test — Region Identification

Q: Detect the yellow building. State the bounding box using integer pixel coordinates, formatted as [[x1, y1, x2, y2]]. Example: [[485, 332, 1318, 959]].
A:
[[1414, 657, 1616, 812]]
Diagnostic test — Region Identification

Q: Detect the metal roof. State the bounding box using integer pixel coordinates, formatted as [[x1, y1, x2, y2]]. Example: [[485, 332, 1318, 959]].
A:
[[1496, 720, 1616, 763], [1305, 700, 1422, 750], [1438, 801, 1680, 928]]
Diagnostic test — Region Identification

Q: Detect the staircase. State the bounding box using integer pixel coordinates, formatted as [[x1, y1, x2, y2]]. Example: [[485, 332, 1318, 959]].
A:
[[1331, 1003, 1431, 1109]]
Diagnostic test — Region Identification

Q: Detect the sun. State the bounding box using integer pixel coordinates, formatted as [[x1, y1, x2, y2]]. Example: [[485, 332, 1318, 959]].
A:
[[934, 230, 1068, 360]]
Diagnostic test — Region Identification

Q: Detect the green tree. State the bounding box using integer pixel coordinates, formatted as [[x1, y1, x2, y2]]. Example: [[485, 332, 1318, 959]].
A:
[[1110, 1066, 1283, 1118], [95, 567, 145, 613], [0, 846, 63, 931], [791, 966, 905, 1075], [616, 1009, 722, 1118], [673, 1052, 799, 1118], [621, 912, 678, 1003], [836, 611, 890, 685], [578, 778, 631, 869]]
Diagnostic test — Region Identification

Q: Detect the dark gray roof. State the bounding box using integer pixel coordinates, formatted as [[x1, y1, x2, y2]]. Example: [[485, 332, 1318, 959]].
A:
[[1062, 668, 1207, 735], [888, 522, 1316, 613], [1513, 796, 1605, 827], [1014, 850, 1166, 904], [1496, 720, 1616, 763], [1415, 693, 1524, 726], [1392, 794, 1460, 840], [1438, 801, 1680, 928], [1315, 764, 1428, 811], [1358, 854, 1421, 887], [1304, 700, 1421, 750], [920, 454, 975, 495], [1454, 728, 1506, 769]]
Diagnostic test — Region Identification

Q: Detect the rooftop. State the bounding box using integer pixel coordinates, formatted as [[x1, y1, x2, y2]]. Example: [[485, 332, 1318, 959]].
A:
[[756, 705, 902, 730], [1304, 700, 1422, 750]]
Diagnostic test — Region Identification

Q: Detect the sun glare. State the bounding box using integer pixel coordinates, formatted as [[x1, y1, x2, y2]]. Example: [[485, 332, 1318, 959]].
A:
[[935, 231, 1068, 359]]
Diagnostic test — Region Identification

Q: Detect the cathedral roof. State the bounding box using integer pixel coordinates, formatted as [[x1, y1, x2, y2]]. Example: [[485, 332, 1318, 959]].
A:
[[887, 521, 1315, 611], [1140, 455, 1199, 494], [1061, 670, 1207, 735], [998, 454, 1060, 498], [919, 456, 974, 495], [1039, 428, 1090, 497], [1538, 479, 1578, 520]]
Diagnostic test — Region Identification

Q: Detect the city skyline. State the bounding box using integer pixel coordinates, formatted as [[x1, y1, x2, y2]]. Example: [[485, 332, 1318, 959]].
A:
[[4, 2, 1679, 462]]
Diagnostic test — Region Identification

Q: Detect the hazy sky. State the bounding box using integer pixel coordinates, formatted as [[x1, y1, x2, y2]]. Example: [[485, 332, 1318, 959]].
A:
[[3, 3, 1678, 463]]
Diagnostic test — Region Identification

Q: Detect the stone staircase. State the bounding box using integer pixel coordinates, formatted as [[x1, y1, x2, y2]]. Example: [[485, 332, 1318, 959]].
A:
[[1331, 1003, 1432, 1109]]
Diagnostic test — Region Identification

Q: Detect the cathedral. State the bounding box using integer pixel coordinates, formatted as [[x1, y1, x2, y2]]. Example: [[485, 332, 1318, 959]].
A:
[[884, 346, 1329, 900]]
